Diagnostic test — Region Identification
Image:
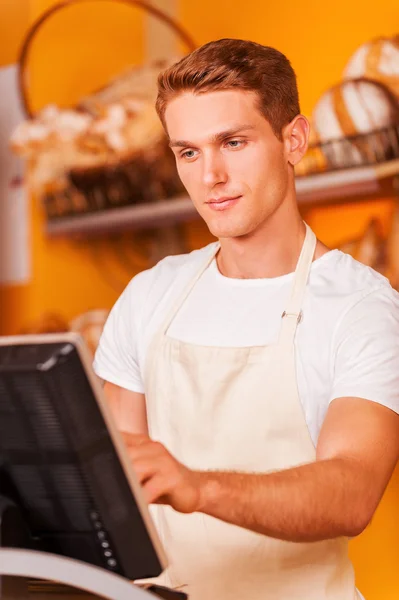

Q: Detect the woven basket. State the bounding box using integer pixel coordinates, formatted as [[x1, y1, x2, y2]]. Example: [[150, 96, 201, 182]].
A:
[[15, 0, 196, 223], [296, 123, 399, 177]]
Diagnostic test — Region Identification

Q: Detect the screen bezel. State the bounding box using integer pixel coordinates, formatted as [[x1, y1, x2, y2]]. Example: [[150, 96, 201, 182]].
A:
[[0, 331, 168, 573]]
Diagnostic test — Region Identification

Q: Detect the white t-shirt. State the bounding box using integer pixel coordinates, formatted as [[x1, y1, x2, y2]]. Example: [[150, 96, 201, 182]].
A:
[[94, 242, 399, 446]]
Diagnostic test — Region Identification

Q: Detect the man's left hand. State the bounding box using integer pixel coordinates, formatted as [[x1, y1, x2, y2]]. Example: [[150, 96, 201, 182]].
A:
[[121, 432, 204, 513]]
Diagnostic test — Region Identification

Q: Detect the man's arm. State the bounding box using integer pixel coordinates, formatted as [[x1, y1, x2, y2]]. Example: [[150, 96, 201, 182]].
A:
[[123, 397, 399, 542], [103, 382, 148, 435]]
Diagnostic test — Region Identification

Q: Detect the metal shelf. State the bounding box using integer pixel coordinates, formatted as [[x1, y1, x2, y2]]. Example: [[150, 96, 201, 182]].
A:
[[46, 159, 399, 237], [46, 194, 196, 237], [295, 158, 399, 204]]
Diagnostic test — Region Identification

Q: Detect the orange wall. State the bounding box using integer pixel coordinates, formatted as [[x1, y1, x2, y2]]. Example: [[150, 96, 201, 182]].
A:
[[1, 2, 399, 597], [0, 1, 30, 66]]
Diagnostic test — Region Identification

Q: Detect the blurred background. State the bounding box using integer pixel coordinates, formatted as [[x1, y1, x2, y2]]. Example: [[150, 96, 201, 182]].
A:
[[1, 1, 399, 597]]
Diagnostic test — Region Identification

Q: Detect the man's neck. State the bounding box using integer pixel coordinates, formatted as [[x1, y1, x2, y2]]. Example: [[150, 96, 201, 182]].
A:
[[216, 213, 308, 280]]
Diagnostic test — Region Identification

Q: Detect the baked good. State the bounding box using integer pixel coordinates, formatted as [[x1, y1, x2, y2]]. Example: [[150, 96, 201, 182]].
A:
[[311, 78, 399, 169], [10, 60, 184, 219], [343, 36, 399, 98], [69, 309, 109, 357]]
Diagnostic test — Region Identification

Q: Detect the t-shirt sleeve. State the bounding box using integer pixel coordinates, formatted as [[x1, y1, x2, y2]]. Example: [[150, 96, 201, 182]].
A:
[[329, 284, 399, 414], [93, 277, 145, 394]]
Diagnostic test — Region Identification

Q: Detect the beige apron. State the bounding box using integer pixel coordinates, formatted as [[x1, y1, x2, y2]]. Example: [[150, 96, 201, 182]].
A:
[[143, 224, 358, 599]]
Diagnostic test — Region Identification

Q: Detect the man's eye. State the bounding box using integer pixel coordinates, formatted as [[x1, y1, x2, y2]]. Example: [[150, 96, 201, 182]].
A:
[[226, 140, 244, 148], [182, 150, 196, 159]]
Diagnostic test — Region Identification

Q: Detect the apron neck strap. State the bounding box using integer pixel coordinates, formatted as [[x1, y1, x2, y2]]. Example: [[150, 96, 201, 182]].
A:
[[161, 243, 220, 336], [278, 223, 317, 346]]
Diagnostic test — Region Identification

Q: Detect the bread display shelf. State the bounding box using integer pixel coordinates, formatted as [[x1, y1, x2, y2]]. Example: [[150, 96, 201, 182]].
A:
[[295, 157, 399, 203], [46, 194, 196, 236], [46, 159, 399, 237]]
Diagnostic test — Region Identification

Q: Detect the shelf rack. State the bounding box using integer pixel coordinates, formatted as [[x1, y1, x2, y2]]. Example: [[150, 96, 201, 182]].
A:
[[46, 158, 399, 237]]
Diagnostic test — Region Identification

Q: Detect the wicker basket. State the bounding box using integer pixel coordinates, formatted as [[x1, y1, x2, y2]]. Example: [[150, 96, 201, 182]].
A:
[[296, 123, 399, 177], [296, 123, 399, 178], [14, 0, 196, 224]]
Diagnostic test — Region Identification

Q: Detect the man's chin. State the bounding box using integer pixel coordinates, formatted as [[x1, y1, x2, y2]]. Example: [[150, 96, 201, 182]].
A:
[[205, 220, 252, 240]]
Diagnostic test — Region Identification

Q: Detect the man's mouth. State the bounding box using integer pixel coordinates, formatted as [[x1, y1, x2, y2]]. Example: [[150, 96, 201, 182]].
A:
[[206, 195, 242, 211]]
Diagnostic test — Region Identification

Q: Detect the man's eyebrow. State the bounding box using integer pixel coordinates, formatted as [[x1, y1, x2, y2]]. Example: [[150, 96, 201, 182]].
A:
[[168, 125, 256, 148]]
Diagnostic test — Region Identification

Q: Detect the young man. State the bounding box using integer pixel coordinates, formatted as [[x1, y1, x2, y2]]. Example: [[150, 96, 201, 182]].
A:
[[94, 39, 399, 599]]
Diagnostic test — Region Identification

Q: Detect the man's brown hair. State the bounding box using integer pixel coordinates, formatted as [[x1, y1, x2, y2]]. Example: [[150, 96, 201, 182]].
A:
[[156, 38, 300, 140]]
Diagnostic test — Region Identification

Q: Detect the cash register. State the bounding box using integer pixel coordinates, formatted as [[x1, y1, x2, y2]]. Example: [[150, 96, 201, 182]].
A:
[[0, 333, 187, 599]]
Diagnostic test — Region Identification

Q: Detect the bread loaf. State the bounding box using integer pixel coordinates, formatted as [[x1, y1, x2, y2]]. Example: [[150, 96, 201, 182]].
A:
[[311, 78, 399, 169], [344, 36, 399, 98]]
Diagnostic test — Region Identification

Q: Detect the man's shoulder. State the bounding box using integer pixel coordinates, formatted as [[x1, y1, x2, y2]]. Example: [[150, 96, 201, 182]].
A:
[[313, 249, 399, 322], [155, 242, 218, 278], [124, 242, 218, 306], [316, 249, 396, 298]]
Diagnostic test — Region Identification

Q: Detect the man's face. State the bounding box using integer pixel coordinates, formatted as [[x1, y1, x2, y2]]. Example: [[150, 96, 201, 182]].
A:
[[165, 90, 291, 239]]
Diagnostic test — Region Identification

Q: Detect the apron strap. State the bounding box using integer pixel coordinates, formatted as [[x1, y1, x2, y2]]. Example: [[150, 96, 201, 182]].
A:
[[278, 223, 317, 346], [161, 243, 220, 337], [144, 243, 220, 392]]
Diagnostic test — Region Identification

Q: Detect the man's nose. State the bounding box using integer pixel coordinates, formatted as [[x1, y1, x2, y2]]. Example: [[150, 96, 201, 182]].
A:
[[202, 152, 228, 188]]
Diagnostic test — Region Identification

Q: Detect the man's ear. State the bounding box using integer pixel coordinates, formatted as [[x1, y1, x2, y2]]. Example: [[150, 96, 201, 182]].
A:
[[283, 115, 310, 166]]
